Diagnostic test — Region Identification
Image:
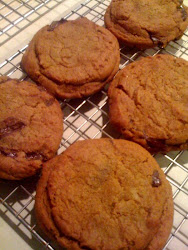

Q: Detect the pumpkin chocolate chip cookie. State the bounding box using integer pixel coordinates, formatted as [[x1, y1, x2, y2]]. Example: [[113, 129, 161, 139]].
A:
[[108, 54, 188, 153], [21, 17, 120, 99], [104, 0, 188, 49], [0, 76, 63, 180], [35, 138, 173, 250]]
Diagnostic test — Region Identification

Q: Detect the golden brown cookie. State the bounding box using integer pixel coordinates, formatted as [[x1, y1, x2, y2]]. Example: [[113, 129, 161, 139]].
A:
[[35, 138, 173, 250], [0, 76, 63, 180], [108, 54, 188, 153], [104, 0, 188, 49], [21, 17, 120, 99]]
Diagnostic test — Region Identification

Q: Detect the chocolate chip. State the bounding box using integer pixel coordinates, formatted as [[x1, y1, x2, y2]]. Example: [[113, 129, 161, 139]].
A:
[[26, 152, 43, 160], [0, 149, 17, 158], [150, 36, 164, 48], [6, 152, 17, 158], [0, 117, 26, 139], [145, 136, 166, 152], [47, 21, 58, 31], [0, 148, 46, 161], [148, 31, 164, 48], [178, 6, 187, 21], [47, 18, 67, 31], [44, 98, 55, 107], [152, 170, 161, 187], [178, 0, 183, 5], [59, 18, 67, 23]]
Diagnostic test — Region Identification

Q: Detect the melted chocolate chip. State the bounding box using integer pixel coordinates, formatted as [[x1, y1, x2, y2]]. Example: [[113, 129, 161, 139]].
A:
[[152, 170, 161, 187], [0, 117, 26, 139], [26, 152, 43, 160], [47, 18, 67, 31], [178, 6, 187, 21], [145, 136, 166, 153], [0, 149, 17, 158], [44, 98, 55, 107], [150, 36, 164, 48], [6, 152, 17, 158]]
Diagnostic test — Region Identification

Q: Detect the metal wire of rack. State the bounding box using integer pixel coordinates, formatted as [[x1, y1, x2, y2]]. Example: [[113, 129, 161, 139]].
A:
[[0, 0, 188, 249], [0, 0, 64, 46]]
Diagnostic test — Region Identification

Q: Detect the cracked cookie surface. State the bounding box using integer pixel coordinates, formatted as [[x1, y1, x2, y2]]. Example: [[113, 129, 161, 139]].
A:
[[0, 76, 63, 180], [35, 138, 173, 249], [108, 54, 188, 152], [21, 17, 120, 99], [104, 0, 188, 48]]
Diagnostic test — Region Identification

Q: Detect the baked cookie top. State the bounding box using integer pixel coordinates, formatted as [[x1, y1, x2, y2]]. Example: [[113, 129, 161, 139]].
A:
[[0, 76, 63, 180], [104, 0, 188, 48], [108, 54, 188, 152], [35, 138, 173, 250], [21, 17, 120, 99]]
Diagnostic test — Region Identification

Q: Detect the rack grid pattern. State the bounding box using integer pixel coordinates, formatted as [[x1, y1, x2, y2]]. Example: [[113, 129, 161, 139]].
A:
[[0, 0, 63, 46], [0, 0, 188, 249]]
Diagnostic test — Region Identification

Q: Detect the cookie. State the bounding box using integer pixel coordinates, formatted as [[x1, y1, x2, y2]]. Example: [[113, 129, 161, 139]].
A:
[[104, 0, 188, 49], [0, 76, 63, 180], [21, 17, 120, 99], [108, 54, 188, 153], [35, 138, 173, 250]]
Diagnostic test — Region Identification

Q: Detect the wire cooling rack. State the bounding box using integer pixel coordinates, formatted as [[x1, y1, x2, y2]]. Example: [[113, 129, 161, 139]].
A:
[[0, 0, 64, 46], [0, 0, 188, 249]]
